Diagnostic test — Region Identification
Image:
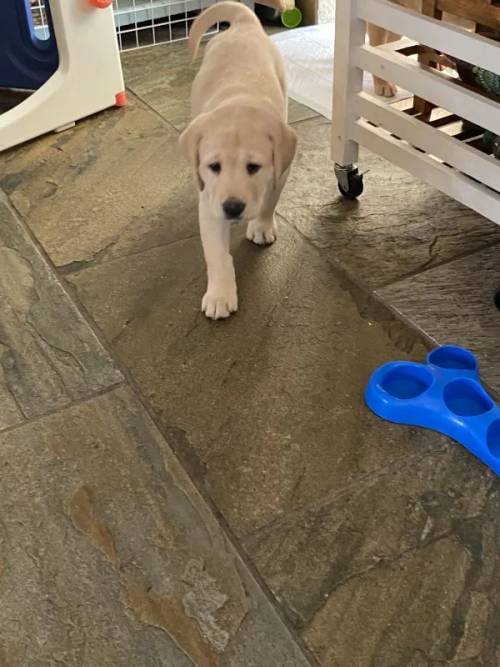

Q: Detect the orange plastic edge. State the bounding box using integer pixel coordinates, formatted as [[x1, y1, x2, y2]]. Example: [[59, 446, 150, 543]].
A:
[[115, 91, 127, 107], [89, 0, 113, 8]]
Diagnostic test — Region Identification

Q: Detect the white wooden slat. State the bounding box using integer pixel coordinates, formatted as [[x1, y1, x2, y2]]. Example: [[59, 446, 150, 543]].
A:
[[352, 120, 500, 225], [355, 92, 500, 193], [356, 0, 500, 77], [354, 45, 500, 136]]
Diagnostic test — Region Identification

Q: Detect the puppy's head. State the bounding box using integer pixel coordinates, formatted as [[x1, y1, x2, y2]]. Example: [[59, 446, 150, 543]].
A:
[[179, 106, 297, 221]]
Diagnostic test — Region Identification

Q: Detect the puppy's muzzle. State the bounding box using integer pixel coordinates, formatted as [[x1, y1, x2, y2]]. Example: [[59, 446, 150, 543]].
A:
[[222, 198, 246, 220]]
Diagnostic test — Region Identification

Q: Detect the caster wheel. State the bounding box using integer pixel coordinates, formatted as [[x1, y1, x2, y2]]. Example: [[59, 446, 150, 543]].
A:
[[338, 168, 364, 200]]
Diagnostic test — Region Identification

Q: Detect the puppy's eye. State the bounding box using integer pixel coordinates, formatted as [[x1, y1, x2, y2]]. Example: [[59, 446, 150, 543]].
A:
[[208, 162, 221, 174], [247, 163, 261, 175]]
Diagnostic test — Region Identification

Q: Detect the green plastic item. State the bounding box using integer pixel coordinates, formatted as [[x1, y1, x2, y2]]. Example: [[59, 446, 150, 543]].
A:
[[281, 6, 302, 28], [473, 66, 500, 96]]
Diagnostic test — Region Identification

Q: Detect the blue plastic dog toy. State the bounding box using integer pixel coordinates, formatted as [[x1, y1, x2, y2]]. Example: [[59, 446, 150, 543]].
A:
[[365, 345, 500, 475]]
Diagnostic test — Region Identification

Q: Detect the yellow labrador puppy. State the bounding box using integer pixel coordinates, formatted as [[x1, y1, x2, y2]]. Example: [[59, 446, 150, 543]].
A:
[[180, 2, 297, 320]]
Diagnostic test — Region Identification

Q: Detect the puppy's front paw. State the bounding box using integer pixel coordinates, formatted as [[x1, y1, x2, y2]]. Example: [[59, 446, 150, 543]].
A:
[[202, 287, 238, 320], [373, 76, 397, 98], [246, 219, 277, 246]]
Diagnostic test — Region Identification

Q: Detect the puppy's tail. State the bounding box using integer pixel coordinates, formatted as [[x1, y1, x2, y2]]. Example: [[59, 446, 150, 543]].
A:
[[188, 2, 262, 61]]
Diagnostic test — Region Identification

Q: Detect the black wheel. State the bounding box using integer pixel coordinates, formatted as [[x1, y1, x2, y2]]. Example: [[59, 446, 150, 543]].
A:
[[338, 169, 364, 200], [494, 290, 500, 311]]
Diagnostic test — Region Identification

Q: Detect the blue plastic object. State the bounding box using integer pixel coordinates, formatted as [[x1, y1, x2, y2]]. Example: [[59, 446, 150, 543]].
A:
[[0, 0, 58, 90], [365, 345, 500, 475]]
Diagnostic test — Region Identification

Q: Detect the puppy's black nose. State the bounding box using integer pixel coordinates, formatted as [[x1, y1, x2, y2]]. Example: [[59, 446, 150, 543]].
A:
[[223, 198, 246, 220]]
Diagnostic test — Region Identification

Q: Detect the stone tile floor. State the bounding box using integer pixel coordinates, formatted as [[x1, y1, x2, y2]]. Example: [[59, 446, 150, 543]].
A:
[[1, 37, 500, 666]]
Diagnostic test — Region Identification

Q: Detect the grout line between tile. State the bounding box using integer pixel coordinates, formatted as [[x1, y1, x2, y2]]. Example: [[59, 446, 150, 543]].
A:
[[276, 211, 431, 346], [125, 85, 183, 134], [58, 231, 201, 275], [374, 239, 500, 291], [0, 381, 125, 438]]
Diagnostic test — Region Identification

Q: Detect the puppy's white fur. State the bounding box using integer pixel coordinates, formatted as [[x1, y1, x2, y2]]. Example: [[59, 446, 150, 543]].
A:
[[180, 2, 297, 319]]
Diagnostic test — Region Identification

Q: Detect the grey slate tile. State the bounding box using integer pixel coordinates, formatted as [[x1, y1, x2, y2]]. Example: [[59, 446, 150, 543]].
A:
[[0, 193, 122, 430], [0, 386, 311, 666], [377, 245, 500, 395]]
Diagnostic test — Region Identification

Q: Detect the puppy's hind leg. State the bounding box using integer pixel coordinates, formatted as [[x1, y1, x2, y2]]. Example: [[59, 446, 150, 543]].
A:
[[246, 171, 289, 246], [367, 23, 398, 97], [199, 196, 238, 319]]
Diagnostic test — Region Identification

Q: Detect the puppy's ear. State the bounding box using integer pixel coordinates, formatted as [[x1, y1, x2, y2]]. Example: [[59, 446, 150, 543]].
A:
[[271, 121, 297, 182], [179, 114, 208, 191]]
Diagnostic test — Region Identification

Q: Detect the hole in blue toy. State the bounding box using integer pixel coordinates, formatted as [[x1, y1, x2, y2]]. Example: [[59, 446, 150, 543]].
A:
[[380, 365, 433, 400], [487, 420, 500, 458], [443, 379, 493, 417], [428, 346, 476, 371]]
